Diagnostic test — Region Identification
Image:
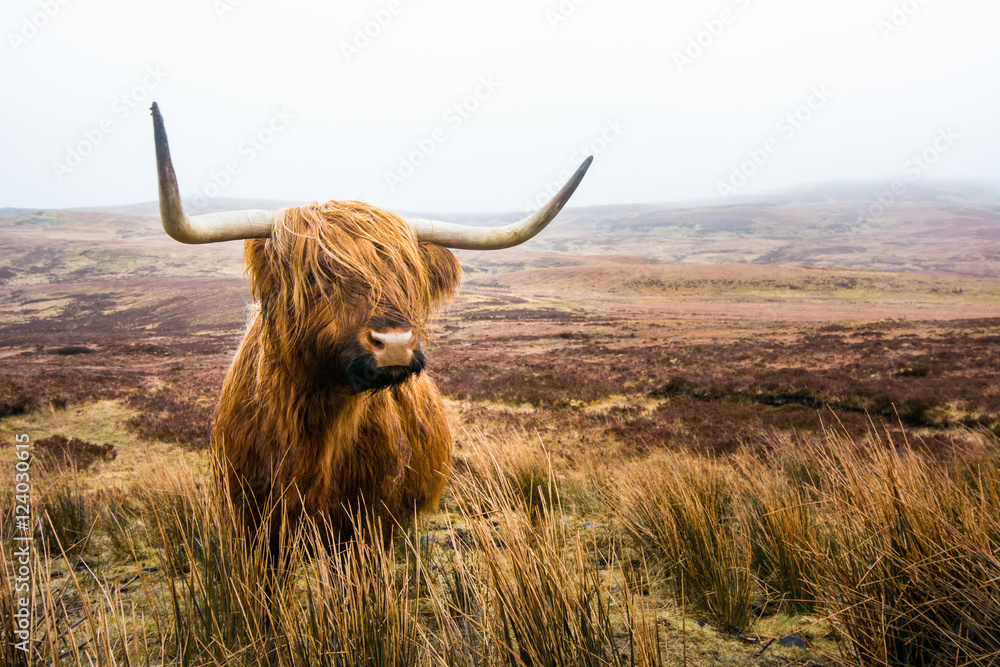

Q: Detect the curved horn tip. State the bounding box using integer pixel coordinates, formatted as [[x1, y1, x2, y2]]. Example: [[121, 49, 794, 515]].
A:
[[406, 154, 594, 250], [151, 103, 170, 157], [558, 155, 594, 196], [150, 102, 163, 129]]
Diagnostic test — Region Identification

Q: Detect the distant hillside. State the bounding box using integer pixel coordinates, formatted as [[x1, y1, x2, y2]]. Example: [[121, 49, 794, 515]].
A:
[[0, 210, 244, 286], [521, 184, 1000, 278], [78, 198, 301, 216], [1, 184, 998, 288]]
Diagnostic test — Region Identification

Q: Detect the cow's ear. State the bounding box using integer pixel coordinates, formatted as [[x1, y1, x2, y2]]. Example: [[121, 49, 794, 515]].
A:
[[245, 238, 276, 302], [420, 242, 462, 306]]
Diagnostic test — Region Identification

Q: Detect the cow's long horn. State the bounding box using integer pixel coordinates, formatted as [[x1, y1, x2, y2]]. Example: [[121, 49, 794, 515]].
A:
[[406, 155, 593, 250], [152, 102, 275, 244]]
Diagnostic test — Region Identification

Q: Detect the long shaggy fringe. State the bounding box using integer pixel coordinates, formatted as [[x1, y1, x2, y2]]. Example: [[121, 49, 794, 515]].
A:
[[248, 201, 446, 340]]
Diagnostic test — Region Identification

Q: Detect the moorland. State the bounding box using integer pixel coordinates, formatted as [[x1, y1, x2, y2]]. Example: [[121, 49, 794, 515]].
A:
[[2, 185, 999, 666]]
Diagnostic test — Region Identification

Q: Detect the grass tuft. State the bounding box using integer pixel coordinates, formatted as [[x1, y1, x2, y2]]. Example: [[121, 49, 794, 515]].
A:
[[617, 453, 757, 634]]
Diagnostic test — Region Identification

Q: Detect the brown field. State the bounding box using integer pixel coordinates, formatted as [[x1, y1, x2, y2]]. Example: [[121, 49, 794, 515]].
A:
[[4, 259, 997, 456], [2, 193, 999, 665]]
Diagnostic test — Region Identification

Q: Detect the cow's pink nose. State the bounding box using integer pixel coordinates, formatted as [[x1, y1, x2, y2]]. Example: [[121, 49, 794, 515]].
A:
[[365, 330, 416, 367]]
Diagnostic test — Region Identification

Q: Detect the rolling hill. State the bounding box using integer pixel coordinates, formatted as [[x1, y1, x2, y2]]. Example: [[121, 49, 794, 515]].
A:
[[3, 184, 997, 290]]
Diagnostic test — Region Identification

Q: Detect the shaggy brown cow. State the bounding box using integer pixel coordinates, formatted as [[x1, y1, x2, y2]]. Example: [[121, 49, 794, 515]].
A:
[[217, 202, 463, 545], [150, 102, 591, 547]]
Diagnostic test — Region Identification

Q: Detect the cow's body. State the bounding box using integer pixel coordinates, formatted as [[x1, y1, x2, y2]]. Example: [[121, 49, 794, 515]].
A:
[[212, 200, 461, 545], [215, 336, 453, 542]]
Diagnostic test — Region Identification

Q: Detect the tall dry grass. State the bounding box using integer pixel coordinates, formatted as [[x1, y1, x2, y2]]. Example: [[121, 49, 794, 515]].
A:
[[0, 437, 664, 667], [446, 440, 663, 667], [802, 430, 1000, 666], [615, 426, 1000, 665], [617, 453, 757, 634], [2, 425, 999, 666]]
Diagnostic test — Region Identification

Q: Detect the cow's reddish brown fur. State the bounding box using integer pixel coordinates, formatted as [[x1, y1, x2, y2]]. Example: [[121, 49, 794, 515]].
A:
[[212, 200, 461, 546]]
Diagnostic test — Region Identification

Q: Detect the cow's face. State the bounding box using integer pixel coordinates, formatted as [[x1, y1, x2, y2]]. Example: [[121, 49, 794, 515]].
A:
[[245, 201, 462, 393]]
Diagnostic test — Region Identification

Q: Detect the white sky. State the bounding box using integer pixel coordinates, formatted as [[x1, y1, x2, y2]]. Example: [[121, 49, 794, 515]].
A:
[[2, 0, 998, 213]]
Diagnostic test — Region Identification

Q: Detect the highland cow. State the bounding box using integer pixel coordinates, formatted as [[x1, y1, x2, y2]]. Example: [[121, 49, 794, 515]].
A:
[[150, 102, 591, 548]]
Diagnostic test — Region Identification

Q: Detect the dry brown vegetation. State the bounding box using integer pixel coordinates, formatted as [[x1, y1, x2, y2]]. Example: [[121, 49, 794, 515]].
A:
[[3, 310, 997, 458], [2, 427, 1000, 666], [33, 434, 117, 471], [2, 196, 1000, 665], [437, 313, 1000, 458]]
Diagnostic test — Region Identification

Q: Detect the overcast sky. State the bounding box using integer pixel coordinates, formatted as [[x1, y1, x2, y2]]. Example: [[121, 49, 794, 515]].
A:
[[2, 0, 998, 213]]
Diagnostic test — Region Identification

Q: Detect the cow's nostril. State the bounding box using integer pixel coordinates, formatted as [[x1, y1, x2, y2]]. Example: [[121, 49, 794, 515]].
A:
[[367, 331, 385, 351]]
